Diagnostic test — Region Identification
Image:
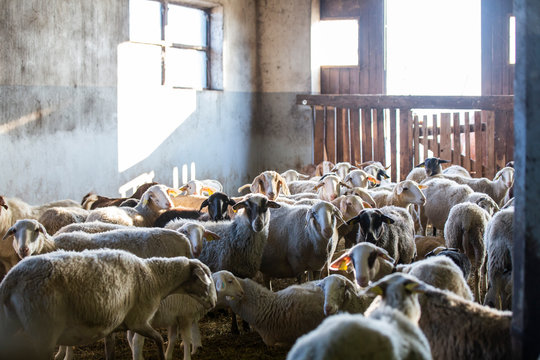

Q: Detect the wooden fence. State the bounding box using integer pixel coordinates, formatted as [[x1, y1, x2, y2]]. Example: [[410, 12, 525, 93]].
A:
[[296, 95, 514, 181]]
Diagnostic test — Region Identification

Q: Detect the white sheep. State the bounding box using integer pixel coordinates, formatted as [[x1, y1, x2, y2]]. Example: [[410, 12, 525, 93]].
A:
[[85, 184, 175, 227], [370, 179, 426, 209], [483, 207, 514, 310], [237, 170, 290, 200], [330, 161, 357, 179], [128, 270, 242, 360], [286, 273, 432, 360], [178, 179, 222, 196], [224, 278, 328, 346], [318, 274, 373, 316], [37, 206, 90, 235], [342, 169, 378, 189], [4, 219, 198, 261], [0, 249, 216, 360], [55, 220, 129, 234], [260, 201, 345, 287], [406, 167, 428, 184], [444, 202, 491, 302], [442, 165, 473, 178], [280, 169, 310, 183]]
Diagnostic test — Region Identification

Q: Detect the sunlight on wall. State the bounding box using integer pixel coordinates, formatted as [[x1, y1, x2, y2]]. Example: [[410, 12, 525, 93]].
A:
[[117, 42, 197, 172], [386, 0, 481, 96], [312, 20, 358, 67]]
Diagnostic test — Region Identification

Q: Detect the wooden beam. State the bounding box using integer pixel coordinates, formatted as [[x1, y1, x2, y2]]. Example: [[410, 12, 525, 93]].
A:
[[296, 95, 514, 110]]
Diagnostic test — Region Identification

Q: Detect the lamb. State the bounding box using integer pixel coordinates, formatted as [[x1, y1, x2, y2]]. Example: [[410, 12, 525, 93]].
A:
[[237, 170, 290, 200], [280, 169, 310, 183], [167, 194, 280, 279], [81, 182, 157, 209], [444, 202, 491, 302], [0, 195, 81, 276], [347, 206, 416, 264], [37, 206, 89, 235], [4, 219, 200, 260], [318, 274, 373, 316], [224, 278, 328, 346], [414, 281, 512, 360], [85, 184, 175, 227], [442, 167, 514, 206], [0, 249, 216, 360], [419, 178, 499, 235], [129, 270, 243, 360], [483, 207, 514, 310], [370, 179, 426, 209], [260, 201, 345, 286], [286, 273, 432, 360]]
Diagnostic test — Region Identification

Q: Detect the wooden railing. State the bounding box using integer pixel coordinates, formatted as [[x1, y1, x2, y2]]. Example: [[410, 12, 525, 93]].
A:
[[296, 95, 514, 181]]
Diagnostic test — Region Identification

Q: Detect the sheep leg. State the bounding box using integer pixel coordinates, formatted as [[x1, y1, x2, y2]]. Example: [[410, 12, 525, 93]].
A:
[[126, 330, 134, 350], [54, 346, 66, 360], [165, 325, 178, 360], [104, 332, 116, 360], [242, 319, 250, 332], [131, 333, 145, 360], [191, 321, 202, 354], [230, 310, 240, 334], [179, 324, 192, 360], [65, 346, 74, 360], [133, 325, 165, 360], [263, 274, 272, 291]]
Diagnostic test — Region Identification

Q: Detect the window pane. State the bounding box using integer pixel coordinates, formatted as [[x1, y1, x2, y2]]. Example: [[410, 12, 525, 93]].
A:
[[129, 0, 162, 43], [313, 20, 358, 66], [166, 4, 207, 46], [166, 48, 207, 88]]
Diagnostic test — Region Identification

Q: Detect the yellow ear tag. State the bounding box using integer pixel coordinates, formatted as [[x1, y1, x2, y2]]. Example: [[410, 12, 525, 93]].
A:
[[143, 198, 148, 206], [167, 189, 179, 197], [330, 255, 351, 271], [338, 261, 349, 271], [369, 285, 383, 296], [405, 282, 420, 292], [368, 177, 380, 184], [201, 187, 215, 195]]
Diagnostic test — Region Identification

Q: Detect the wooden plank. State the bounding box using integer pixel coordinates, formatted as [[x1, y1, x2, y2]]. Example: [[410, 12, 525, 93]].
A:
[[464, 112, 472, 172], [474, 111, 484, 177], [329, 69, 340, 94], [453, 112, 462, 165], [372, 109, 380, 163], [485, 111, 496, 178], [413, 115, 420, 167], [494, 110, 507, 172], [325, 107, 336, 163], [390, 109, 398, 182], [423, 115, 429, 162], [370, 0, 385, 93], [350, 109, 361, 165], [399, 109, 412, 181], [349, 67, 360, 95], [296, 95, 514, 110], [321, 68, 330, 94], [506, 110, 515, 163], [439, 113, 452, 161], [314, 108, 325, 164], [339, 69, 350, 94], [361, 109, 373, 162], [375, 109, 385, 164], [434, 114, 440, 157], [320, 0, 367, 19]]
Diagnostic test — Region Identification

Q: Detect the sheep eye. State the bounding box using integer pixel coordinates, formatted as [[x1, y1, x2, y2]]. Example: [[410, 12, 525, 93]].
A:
[[227, 280, 233, 284], [403, 188, 408, 191]]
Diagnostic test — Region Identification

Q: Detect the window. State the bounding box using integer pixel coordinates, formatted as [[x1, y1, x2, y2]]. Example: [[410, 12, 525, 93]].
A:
[[129, 0, 221, 89]]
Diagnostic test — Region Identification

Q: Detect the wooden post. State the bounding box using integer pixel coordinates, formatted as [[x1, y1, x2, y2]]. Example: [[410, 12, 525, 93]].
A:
[[513, 0, 540, 359]]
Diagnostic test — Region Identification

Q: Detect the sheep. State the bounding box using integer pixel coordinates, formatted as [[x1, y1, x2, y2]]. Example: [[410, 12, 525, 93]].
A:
[[260, 201, 345, 287], [318, 274, 373, 316], [419, 178, 499, 235], [224, 278, 328, 346], [286, 273, 432, 360], [129, 270, 242, 360], [178, 179, 223, 196], [483, 207, 514, 310], [442, 167, 514, 206], [340, 186, 377, 208], [347, 206, 416, 264], [167, 194, 280, 279], [3, 219, 201, 260], [414, 235, 445, 260], [37, 206, 89, 235], [154, 192, 237, 227], [442, 165, 472, 178], [414, 281, 512, 360], [0, 249, 216, 360], [0, 195, 81, 277], [358, 160, 391, 187], [444, 202, 491, 302], [370, 179, 426, 209], [330, 194, 366, 221], [406, 167, 428, 184], [342, 169, 379, 189], [330, 161, 357, 179], [237, 170, 290, 200], [280, 169, 310, 183], [81, 182, 157, 210], [55, 221, 128, 234], [85, 184, 175, 227], [425, 247, 472, 282], [415, 157, 450, 177]]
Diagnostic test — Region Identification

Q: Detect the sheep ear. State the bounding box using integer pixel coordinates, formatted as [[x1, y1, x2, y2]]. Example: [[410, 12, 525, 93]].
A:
[[367, 176, 380, 185], [201, 187, 215, 196], [232, 201, 247, 211], [277, 177, 291, 196], [267, 201, 281, 209], [385, 164, 391, 170], [379, 170, 390, 179], [329, 254, 352, 271], [204, 230, 220, 241], [228, 198, 237, 206], [38, 223, 47, 235], [404, 280, 428, 294], [339, 181, 352, 189], [178, 185, 188, 192], [249, 174, 265, 194], [2, 226, 15, 241], [193, 266, 212, 286], [199, 199, 209, 211], [347, 213, 362, 226], [415, 162, 425, 168], [381, 214, 395, 224], [377, 248, 395, 264], [438, 159, 450, 164], [349, 165, 358, 170], [333, 208, 347, 227], [362, 201, 372, 209], [0, 197, 8, 210], [342, 174, 352, 183], [366, 284, 386, 296], [395, 183, 404, 195], [418, 184, 428, 190], [313, 183, 324, 191], [237, 184, 251, 193]]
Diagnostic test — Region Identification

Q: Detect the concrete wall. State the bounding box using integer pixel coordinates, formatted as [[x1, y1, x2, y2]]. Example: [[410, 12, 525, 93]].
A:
[[0, 0, 313, 204]]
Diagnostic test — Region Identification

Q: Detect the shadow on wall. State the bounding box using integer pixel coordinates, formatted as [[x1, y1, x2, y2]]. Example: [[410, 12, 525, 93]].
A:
[[116, 42, 254, 196]]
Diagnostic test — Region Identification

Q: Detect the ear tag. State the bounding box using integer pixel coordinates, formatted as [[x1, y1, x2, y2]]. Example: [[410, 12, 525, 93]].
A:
[[143, 198, 148, 206], [369, 285, 383, 296], [216, 279, 225, 291]]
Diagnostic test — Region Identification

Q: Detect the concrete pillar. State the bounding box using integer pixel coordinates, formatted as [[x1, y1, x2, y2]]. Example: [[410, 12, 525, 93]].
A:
[[512, 0, 540, 359]]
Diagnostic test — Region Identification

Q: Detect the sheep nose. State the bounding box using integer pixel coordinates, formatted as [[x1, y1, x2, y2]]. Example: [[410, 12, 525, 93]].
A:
[[20, 247, 30, 257], [267, 192, 276, 200], [324, 304, 338, 316], [329, 194, 337, 201], [357, 276, 369, 287], [322, 227, 334, 238], [192, 248, 201, 258]]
